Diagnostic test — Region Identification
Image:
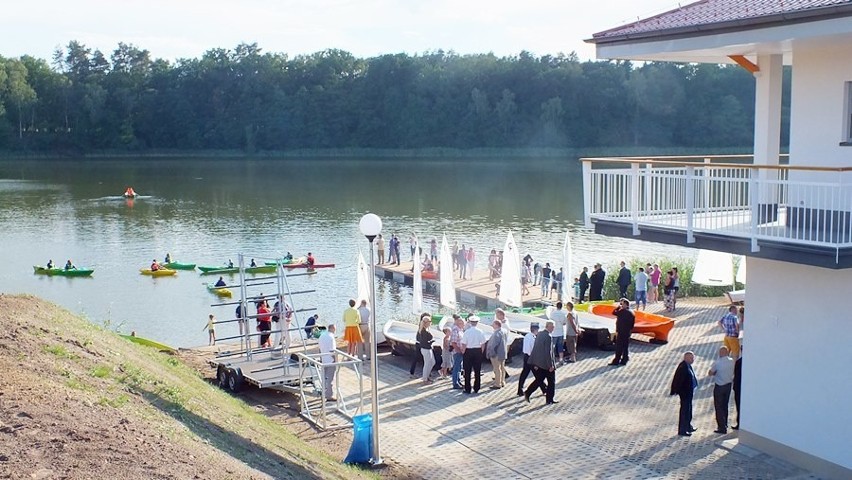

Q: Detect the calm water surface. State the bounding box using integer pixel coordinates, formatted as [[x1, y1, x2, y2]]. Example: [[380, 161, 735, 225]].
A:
[[0, 157, 696, 347]]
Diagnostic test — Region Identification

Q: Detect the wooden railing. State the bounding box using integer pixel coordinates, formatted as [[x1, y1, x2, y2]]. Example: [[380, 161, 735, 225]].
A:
[[581, 155, 852, 253]]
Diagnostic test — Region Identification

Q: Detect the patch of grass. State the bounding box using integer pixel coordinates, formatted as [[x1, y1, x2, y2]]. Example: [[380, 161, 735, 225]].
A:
[[118, 363, 146, 388], [97, 394, 129, 408], [66, 377, 91, 391], [165, 357, 180, 367], [90, 365, 112, 378], [156, 383, 184, 406], [44, 344, 78, 360]]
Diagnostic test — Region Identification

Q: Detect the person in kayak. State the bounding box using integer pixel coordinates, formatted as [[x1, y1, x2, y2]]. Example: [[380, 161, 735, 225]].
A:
[[214, 276, 226, 287], [64, 260, 76, 270], [284, 252, 293, 262], [46, 260, 54, 269], [306, 252, 316, 270], [150, 259, 161, 271], [250, 259, 257, 267], [164, 253, 172, 263], [124, 187, 136, 197], [227, 259, 234, 268]]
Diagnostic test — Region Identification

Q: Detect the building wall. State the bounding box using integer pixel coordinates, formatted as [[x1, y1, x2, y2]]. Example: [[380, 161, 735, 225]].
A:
[[743, 257, 852, 471], [790, 40, 852, 171]]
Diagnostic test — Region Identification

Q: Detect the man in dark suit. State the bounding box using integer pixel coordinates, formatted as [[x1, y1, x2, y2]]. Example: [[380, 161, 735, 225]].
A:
[[732, 348, 742, 430], [589, 263, 606, 301], [523, 320, 558, 404], [609, 298, 635, 366], [616, 261, 631, 299], [670, 351, 698, 437]]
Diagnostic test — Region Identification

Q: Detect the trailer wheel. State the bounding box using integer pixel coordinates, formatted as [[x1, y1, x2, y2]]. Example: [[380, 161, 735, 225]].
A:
[[226, 368, 244, 393], [216, 365, 228, 388]]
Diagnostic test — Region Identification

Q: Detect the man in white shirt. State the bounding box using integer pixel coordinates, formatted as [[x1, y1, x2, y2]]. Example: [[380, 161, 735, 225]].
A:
[[460, 316, 486, 394], [708, 346, 735, 434], [548, 302, 568, 365], [318, 324, 337, 402], [517, 323, 545, 396], [357, 300, 371, 360]]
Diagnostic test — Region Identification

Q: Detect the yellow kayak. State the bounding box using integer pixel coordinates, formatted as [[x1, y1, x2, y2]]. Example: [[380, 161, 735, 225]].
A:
[[206, 283, 233, 297], [139, 268, 177, 277]]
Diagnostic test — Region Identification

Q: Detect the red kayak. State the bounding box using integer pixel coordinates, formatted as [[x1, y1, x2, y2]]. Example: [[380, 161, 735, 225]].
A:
[[283, 262, 335, 269]]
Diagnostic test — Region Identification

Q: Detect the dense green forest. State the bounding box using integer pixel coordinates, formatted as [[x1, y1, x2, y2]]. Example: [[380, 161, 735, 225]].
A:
[[0, 41, 790, 153]]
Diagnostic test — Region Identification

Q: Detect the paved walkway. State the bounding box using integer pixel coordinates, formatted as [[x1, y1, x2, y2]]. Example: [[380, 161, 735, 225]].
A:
[[340, 300, 821, 480]]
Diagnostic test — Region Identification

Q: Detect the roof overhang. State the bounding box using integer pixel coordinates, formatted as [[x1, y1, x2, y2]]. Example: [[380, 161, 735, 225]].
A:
[[590, 12, 852, 64]]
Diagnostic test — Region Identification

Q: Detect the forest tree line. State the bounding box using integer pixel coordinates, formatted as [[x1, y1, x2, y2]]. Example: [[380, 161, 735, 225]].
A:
[[0, 41, 790, 153]]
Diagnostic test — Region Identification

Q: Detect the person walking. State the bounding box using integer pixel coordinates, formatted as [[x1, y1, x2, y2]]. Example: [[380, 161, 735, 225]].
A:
[[319, 324, 338, 402], [589, 263, 605, 301], [416, 314, 435, 384], [485, 319, 507, 389], [616, 261, 631, 300], [458, 244, 468, 280], [460, 315, 486, 394], [578, 267, 590, 303], [718, 305, 741, 359], [709, 346, 735, 434], [733, 348, 742, 430], [204, 314, 216, 346], [523, 320, 557, 404], [670, 351, 698, 437], [450, 314, 465, 390], [609, 298, 635, 366], [517, 323, 543, 396]]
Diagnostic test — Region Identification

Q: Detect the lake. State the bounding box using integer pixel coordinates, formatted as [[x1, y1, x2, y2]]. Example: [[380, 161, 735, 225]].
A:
[[0, 157, 696, 347]]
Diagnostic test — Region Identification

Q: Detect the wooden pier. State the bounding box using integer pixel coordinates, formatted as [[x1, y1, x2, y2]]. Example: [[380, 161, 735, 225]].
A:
[[374, 259, 553, 311]]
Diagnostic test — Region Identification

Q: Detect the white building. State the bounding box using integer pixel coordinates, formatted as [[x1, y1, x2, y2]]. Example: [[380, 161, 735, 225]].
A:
[[584, 1, 852, 478]]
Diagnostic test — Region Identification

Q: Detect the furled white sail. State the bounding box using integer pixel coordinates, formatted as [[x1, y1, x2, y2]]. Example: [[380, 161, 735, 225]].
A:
[[439, 235, 456, 309], [691, 249, 734, 286], [736, 256, 747, 285], [412, 239, 423, 315], [357, 250, 370, 304], [498, 231, 522, 307], [561, 230, 573, 301]]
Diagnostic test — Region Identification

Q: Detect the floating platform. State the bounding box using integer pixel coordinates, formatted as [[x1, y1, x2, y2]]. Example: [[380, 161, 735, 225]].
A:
[[374, 259, 554, 311]]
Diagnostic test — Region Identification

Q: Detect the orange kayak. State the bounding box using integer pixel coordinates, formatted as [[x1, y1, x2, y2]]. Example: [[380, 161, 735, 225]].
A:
[[589, 304, 675, 343]]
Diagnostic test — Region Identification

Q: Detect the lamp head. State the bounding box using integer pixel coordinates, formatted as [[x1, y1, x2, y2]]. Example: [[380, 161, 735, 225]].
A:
[[359, 213, 383, 240]]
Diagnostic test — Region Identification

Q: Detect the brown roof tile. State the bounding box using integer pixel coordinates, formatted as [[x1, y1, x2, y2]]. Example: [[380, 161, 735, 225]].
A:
[[592, 0, 852, 42]]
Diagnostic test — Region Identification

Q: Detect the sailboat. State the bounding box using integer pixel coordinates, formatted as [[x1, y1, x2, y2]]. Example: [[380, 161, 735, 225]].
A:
[[498, 231, 522, 308], [561, 231, 573, 301], [439, 235, 456, 310], [412, 239, 423, 315]]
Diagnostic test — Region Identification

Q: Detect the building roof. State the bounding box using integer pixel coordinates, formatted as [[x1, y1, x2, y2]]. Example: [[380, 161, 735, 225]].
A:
[[590, 0, 852, 44]]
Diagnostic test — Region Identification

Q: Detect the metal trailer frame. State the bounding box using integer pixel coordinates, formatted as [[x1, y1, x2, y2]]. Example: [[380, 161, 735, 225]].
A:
[[297, 349, 364, 431], [208, 253, 325, 394]]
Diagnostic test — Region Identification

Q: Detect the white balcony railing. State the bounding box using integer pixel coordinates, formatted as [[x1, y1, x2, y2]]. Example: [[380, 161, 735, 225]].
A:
[[581, 155, 852, 254]]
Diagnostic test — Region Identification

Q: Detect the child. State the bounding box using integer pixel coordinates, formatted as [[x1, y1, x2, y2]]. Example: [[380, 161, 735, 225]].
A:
[[204, 314, 216, 345], [440, 327, 453, 379]]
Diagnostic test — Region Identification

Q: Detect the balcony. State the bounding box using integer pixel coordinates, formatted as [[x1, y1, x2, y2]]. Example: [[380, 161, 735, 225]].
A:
[[581, 155, 852, 269]]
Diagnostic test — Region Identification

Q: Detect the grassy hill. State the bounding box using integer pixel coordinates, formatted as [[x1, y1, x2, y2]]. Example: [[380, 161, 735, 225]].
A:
[[0, 294, 374, 479]]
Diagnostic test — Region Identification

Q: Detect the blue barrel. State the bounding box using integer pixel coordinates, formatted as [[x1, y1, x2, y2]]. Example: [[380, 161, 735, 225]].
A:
[[344, 413, 373, 464]]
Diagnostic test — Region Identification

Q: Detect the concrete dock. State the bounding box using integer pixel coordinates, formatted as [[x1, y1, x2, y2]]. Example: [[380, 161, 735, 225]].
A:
[[375, 259, 555, 310]]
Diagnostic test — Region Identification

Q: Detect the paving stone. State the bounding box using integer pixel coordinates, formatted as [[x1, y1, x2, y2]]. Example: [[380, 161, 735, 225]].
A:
[[335, 300, 821, 480]]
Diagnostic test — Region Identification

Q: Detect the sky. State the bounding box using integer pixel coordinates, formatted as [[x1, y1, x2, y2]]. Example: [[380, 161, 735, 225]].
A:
[[0, 0, 681, 63]]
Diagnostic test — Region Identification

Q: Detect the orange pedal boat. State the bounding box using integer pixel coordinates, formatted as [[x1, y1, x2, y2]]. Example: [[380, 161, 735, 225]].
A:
[[589, 304, 675, 344]]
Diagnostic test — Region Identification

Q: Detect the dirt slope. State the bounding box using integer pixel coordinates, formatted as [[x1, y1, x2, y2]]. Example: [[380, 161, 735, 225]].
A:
[[0, 294, 374, 480]]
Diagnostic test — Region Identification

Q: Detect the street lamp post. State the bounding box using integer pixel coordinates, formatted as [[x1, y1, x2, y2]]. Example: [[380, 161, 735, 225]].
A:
[[358, 213, 383, 466]]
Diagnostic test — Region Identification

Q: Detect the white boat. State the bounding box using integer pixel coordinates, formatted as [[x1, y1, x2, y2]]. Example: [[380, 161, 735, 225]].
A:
[[383, 320, 444, 357]]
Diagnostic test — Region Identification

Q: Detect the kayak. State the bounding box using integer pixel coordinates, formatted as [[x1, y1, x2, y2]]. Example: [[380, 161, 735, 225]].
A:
[[199, 265, 232, 273], [119, 334, 175, 353], [282, 262, 335, 269], [200, 265, 276, 275], [246, 265, 276, 274], [206, 283, 233, 298], [265, 256, 307, 266], [163, 261, 196, 270], [139, 268, 177, 277], [33, 266, 94, 277]]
